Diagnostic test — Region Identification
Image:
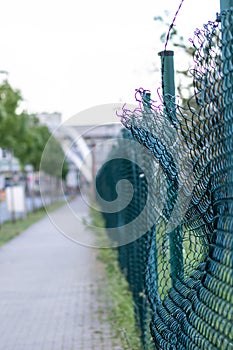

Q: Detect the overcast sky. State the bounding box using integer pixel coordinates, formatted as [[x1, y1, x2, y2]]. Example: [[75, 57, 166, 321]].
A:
[[1, 0, 219, 121]]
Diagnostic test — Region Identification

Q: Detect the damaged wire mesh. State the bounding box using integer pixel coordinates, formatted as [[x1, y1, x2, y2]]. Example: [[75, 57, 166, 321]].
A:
[[96, 7, 233, 350]]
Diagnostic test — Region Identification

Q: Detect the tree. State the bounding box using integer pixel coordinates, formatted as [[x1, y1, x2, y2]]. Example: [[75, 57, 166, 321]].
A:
[[0, 80, 68, 179], [40, 134, 69, 180], [0, 81, 27, 150]]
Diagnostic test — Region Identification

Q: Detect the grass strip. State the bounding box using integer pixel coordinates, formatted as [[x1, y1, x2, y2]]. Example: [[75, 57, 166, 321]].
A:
[[0, 201, 66, 246], [90, 206, 143, 350]]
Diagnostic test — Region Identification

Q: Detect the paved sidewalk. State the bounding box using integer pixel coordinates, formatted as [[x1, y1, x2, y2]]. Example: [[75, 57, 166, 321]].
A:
[[0, 197, 122, 350]]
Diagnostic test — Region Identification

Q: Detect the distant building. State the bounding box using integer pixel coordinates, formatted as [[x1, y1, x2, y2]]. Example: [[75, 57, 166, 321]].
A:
[[37, 112, 62, 132], [73, 123, 122, 173], [37, 107, 123, 182]]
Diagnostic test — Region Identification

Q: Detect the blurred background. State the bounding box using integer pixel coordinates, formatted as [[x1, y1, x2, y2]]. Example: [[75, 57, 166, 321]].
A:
[[0, 0, 220, 223]]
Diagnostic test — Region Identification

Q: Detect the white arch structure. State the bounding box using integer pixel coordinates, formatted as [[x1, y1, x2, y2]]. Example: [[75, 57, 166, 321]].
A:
[[54, 126, 92, 183]]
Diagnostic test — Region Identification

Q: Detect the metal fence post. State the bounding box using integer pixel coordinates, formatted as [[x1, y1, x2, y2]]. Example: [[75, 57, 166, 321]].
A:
[[158, 50, 183, 285], [142, 91, 151, 114], [158, 50, 177, 124]]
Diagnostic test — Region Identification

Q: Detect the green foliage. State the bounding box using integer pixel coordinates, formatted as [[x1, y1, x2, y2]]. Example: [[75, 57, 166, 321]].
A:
[[40, 135, 69, 179], [14, 117, 50, 170], [0, 200, 66, 246], [0, 81, 22, 117], [0, 81, 25, 150], [0, 80, 68, 178]]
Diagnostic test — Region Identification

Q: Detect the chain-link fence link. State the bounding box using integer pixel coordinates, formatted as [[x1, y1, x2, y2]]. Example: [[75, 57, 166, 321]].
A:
[[96, 9, 233, 350]]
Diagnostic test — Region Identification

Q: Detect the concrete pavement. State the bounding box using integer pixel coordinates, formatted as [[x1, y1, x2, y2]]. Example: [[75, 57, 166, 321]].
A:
[[0, 197, 122, 350]]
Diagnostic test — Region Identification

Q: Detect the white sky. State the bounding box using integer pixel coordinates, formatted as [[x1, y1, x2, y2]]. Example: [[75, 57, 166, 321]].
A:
[[1, 0, 219, 122]]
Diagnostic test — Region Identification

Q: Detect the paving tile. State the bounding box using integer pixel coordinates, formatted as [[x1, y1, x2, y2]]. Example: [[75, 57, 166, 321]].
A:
[[0, 198, 122, 350]]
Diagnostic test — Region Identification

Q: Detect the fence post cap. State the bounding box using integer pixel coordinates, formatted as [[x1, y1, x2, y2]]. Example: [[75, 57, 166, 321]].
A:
[[158, 50, 174, 57]]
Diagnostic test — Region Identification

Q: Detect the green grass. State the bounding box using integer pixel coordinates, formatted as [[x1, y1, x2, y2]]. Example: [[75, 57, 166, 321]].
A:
[[90, 206, 143, 350], [0, 201, 66, 246]]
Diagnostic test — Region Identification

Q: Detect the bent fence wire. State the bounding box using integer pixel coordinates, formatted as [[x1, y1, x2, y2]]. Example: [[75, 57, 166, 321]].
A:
[[96, 8, 233, 350]]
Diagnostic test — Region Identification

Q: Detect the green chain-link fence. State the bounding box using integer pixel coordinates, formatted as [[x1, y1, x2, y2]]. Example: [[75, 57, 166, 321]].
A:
[[96, 5, 233, 350]]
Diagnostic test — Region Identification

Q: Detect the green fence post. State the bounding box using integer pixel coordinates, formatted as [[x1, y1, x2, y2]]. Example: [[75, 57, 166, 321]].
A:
[[158, 50, 177, 123], [142, 91, 151, 114], [158, 50, 183, 285]]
